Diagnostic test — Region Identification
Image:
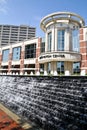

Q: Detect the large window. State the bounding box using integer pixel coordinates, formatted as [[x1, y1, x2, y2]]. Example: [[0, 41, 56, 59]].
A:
[[57, 61, 64, 74], [41, 42, 45, 53], [72, 29, 79, 52], [73, 62, 80, 74], [12, 47, 21, 60], [57, 30, 65, 51], [2, 49, 9, 62], [25, 44, 36, 59], [48, 32, 52, 52]]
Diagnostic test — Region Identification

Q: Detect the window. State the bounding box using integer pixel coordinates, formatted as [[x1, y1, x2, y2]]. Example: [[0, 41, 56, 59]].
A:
[[2, 49, 9, 62], [47, 62, 51, 73], [57, 61, 64, 74], [40, 64, 44, 73], [72, 29, 79, 52], [73, 62, 80, 74], [57, 30, 65, 51], [48, 32, 52, 52], [25, 44, 36, 59], [12, 47, 21, 60], [41, 42, 45, 53]]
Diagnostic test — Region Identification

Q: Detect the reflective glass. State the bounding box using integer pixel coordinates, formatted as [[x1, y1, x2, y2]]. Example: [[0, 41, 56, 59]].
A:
[[48, 32, 52, 52], [57, 61, 64, 74], [73, 62, 80, 73], [2, 49, 9, 62], [12, 47, 21, 60], [57, 30, 65, 51], [25, 44, 36, 59], [72, 29, 79, 52]]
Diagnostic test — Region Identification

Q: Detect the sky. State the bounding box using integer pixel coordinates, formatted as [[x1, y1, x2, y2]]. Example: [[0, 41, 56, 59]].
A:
[[0, 0, 87, 37]]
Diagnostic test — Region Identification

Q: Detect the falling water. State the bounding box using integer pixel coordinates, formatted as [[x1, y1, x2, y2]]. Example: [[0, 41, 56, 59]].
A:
[[0, 75, 87, 130]]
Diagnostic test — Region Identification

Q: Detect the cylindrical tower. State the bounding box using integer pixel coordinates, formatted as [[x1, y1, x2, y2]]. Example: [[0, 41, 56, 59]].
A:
[[39, 12, 85, 74]]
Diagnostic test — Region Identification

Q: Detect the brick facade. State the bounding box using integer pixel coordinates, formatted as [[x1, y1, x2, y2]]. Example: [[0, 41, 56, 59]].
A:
[[35, 38, 41, 72], [8, 53, 12, 73], [80, 28, 87, 73], [0, 38, 41, 75], [20, 51, 25, 73]]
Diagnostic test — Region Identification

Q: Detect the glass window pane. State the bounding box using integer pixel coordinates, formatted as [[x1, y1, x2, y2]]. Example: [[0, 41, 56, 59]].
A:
[[25, 44, 36, 59], [48, 32, 52, 52], [73, 62, 80, 73], [2, 49, 9, 62], [57, 61, 64, 74], [57, 30, 65, 51], [12, 47, 21, 60], [72, 29, 79, 52]]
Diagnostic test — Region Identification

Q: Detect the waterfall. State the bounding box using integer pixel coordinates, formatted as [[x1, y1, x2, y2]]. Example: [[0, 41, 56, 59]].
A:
[[0, 75, 87, 130]]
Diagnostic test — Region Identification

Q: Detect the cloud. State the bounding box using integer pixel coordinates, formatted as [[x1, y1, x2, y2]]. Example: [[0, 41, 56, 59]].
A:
[[0, 0, 8, 14]]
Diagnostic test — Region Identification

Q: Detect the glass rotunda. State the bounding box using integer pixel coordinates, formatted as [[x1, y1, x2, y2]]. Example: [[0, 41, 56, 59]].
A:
[[39, 12, 85, 74]]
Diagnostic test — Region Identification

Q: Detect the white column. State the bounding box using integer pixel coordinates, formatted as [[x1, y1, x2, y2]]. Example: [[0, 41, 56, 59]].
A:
[[45, 33, 48, 52], [52, 28, 54, 51], [65, 29, 70, 51], [55, 28, 57, 51], [44, 63, 47, 72]]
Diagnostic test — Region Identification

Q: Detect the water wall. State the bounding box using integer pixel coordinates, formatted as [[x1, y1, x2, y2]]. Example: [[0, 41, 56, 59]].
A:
[[0, 76, 87, 130]]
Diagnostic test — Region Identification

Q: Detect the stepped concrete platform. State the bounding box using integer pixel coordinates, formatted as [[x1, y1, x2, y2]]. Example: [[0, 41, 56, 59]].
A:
[[0, 103, 32, 130]]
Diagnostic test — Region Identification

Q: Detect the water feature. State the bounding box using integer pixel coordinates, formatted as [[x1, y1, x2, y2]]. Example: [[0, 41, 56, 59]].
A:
[[0, 75, 87, 130]]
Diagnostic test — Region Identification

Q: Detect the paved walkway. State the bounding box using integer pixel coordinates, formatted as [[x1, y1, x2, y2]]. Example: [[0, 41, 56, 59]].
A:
[[0, 103, 32, 130]]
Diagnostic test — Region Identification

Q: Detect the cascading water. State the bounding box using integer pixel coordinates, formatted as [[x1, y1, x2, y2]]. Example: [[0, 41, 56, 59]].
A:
[[0, 75, 87, 130]]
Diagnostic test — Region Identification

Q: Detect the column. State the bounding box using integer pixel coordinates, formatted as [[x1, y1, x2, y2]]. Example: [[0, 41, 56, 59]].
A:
[[64, 62, 73, 74], [35, 38, 41, 72], [20, 42, 25, 74], [8, 47, 12, 73]]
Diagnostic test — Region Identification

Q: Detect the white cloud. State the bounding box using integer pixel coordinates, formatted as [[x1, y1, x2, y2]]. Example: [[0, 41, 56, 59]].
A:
[[0, 0, 8, 14]]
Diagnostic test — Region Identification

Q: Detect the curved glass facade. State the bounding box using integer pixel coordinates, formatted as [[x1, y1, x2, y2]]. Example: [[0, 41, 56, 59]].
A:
[[39, 12, 85, 74]]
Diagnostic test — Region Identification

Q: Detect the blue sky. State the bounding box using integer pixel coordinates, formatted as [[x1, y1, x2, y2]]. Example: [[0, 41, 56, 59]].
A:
[[0, 0, 87, 37]]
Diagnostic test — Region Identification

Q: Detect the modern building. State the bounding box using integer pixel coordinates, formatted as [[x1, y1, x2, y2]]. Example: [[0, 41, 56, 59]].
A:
[[0, 37, 41, 74], [0, 25, 36, 46], [39, 12, 85, 75], [0, 11, 87, 75]]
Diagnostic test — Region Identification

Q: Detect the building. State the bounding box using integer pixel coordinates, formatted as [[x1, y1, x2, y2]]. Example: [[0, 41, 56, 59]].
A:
[[0, 25, 36, 46], [39, 12, 85, 75], [0, 37, 41, 74], [0, 11, 87, 75], [80, 27, 87, 73]]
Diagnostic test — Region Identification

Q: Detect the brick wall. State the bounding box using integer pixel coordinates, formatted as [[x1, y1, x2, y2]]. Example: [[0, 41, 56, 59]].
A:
[[8, 53, 12, 73], [20, 51, 25, 73], [80, 28, 87, 73], [35, 38, 41, 72]]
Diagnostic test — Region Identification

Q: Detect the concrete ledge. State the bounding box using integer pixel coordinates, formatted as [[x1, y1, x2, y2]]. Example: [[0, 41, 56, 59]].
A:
[[0, 103, 32, 130]]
